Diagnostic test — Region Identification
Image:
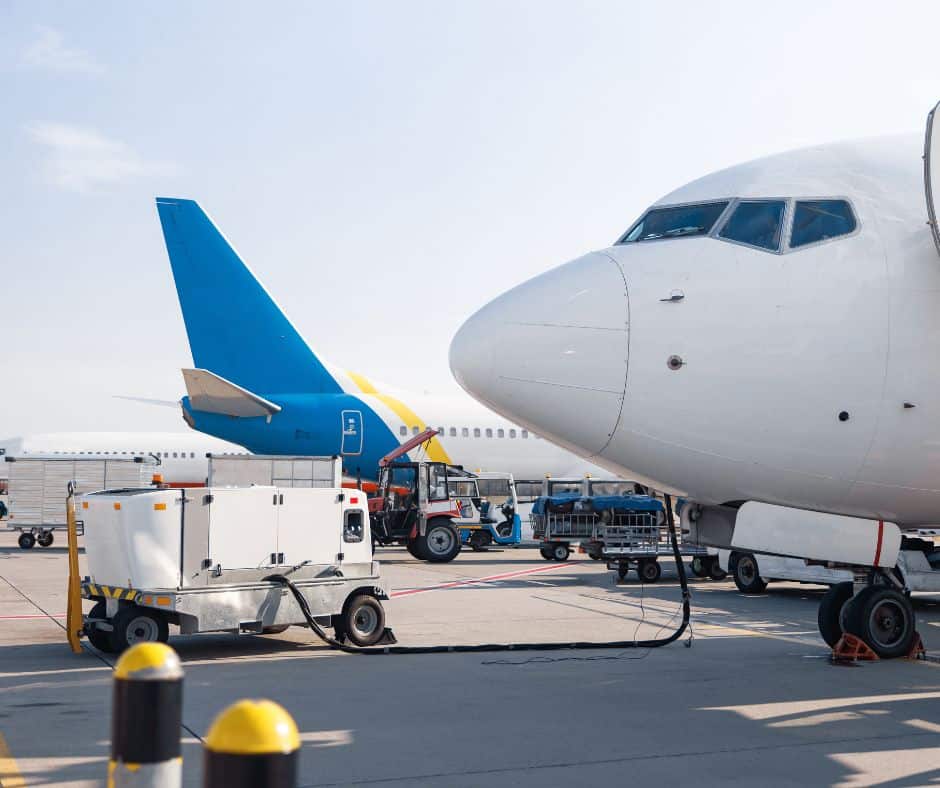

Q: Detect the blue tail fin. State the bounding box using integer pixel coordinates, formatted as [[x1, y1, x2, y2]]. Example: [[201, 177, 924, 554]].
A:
[[156, 198, 342, 396]]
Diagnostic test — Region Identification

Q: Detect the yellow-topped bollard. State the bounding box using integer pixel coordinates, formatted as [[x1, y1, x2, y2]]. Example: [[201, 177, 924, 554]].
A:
[[203, 699, 299, 788], [110, 642, 183, 788]]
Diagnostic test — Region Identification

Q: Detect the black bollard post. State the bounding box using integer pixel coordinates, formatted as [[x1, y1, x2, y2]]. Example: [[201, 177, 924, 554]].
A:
[[110, 642, 183, 787], [203, 699, 299, 788]]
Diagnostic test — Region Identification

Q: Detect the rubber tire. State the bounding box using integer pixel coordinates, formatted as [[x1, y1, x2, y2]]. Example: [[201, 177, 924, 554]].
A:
[[37, 532, 54, 548], [342, 594, 386, 647], [708, 558, 727, 580], [617, 562, 630, 580], [86, 601, 117, 653], [419, 521, 462, 563], [689, 556, 707, 578], [817, 581, 854, 648], [552, 543, 570, 562], [18, 532, 35, 550], [109, 606, 169, 653], [638, 559, 662, 583], [406, 540, 425, 559], [469, 532, 489, 552], [732, 553, 767, 593], [539, 546, 554, 561], [261, 625, 290, 635], [843, 586, 916, 659]]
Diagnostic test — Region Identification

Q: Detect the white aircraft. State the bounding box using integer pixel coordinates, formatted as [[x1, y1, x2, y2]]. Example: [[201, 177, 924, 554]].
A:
[[154, 198, 610, 482], [0, 432, 244, 486], [450, 107, 940, 657]]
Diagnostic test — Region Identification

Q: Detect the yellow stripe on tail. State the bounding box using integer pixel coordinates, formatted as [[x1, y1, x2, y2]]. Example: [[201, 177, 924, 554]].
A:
[[347, 371, 452, 464]]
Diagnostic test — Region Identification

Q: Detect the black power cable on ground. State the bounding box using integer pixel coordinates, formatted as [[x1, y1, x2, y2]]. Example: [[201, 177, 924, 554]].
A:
[[267, 493, 693, 656]]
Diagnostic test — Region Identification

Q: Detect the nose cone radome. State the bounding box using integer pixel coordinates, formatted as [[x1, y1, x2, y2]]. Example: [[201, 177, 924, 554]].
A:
[[450, 252, 628, 456]]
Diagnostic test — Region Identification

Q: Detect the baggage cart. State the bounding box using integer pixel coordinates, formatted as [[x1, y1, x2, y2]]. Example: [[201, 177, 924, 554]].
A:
[[5, 456, 157, 549]]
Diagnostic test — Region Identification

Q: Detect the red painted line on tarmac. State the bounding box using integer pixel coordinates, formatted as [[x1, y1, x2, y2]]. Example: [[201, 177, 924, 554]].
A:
[[390, 562, 578, 598], [874, 520, 884, 566]]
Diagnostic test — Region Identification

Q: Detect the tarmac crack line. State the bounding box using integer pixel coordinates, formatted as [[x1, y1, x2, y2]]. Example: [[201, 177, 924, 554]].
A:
[[297, 728, 940, 787], [0, 572, 205, 745]]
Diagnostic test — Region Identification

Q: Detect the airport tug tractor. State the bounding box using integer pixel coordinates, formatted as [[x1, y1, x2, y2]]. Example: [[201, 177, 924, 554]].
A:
[[451, 472, 523, 551], [77, 455, 395, 653], [368, 428, 465, 562]]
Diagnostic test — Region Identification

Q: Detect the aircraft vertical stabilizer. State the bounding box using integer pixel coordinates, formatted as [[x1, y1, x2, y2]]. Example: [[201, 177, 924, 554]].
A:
[[156, 198, 342, 396]]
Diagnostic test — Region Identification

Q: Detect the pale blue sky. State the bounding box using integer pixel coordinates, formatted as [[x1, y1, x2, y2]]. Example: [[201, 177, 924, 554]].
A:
[[2, 1, 939, 437]]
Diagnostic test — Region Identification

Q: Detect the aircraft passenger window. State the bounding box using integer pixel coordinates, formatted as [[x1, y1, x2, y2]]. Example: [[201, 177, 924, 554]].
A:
[[485, 428, 493, 438], [449, 427, 457, 437], [173, 453, 178, 458], [521, 430, 528, 439], [497, 429, 505, 438], [473, 428, 481, 438], [790, 200, 856, 248], [190, 452, 195, 458], [620, 201, 729, 243], [399, 426, 407, 436], [509, 429, 517, 438], [412, 426, 419, 436], [163, 452, 168, 458], [718, 200, 786, 251], [461, 428, 469, 437]]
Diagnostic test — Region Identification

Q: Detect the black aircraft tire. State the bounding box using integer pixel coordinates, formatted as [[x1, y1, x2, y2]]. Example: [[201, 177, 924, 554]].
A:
[[817, 581, 854, 648], [843, 586, 916, 659], [18, 533, 36, 550]]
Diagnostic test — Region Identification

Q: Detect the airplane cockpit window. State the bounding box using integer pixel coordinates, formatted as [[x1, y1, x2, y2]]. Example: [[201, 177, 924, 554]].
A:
[[619, 201, 729, 243], [718, 200, 786, 251], [790, 200, 856, 248]]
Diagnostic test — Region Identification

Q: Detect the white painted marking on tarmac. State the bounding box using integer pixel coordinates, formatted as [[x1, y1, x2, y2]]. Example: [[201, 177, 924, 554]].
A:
[[705, 690, 940, 721]]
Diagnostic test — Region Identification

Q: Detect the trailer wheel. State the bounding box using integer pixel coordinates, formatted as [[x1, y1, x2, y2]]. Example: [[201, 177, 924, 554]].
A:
[[261, 625, 290, 635], [708, 557, 727, 580], [37, 531, 54, 548], [109, 606, 169, 652], [843, 586, 916, 659], [638, 559, 661, 583], [732, 553, 766, 593], [469, 531, 490, 551], [689, 556, 708, 578], [817, 581, 854, 648], [86, 602, 118, 653], [552, 543, 570, 562], [539, 546, 554, 560], [617, 562, 630, 580], [17, 532, 36, 550], [343, 595, 386, 647], [418, 521, 461, 563]]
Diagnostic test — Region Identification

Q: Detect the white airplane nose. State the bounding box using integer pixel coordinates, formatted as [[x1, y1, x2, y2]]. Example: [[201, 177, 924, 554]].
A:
[[450, 252, 628, 456]]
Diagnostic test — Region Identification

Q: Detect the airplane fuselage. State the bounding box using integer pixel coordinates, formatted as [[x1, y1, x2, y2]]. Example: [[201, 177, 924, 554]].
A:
[[451, 135, 940, 525]]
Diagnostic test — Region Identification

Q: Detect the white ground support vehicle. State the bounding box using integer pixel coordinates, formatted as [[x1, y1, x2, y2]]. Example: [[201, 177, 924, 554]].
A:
[[719, 534, 940, 595], [5, 456, 157, 549], [80, 455, 393, 653]]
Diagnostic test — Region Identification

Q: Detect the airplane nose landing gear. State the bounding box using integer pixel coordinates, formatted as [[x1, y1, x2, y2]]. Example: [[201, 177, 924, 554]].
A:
[[818, 577, 922, 661]]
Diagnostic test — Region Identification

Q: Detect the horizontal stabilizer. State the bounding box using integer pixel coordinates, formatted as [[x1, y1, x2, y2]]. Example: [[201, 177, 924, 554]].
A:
[[182, 368, 282, 418]]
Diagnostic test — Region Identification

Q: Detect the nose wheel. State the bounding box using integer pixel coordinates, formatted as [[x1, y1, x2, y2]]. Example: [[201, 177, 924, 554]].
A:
[[817, 582, 917, 659]]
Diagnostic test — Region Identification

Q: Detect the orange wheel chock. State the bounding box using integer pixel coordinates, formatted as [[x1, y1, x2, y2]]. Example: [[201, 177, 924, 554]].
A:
[[831, 633, 879, 662]]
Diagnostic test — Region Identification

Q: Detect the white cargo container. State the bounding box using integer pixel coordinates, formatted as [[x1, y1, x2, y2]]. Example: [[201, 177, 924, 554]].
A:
[[80, 455, 391, 653], [5, 455, 158, 549]]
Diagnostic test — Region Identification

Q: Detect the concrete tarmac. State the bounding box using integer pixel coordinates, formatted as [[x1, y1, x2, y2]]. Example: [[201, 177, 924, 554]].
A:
[[2, 532, 940, 786]]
